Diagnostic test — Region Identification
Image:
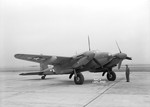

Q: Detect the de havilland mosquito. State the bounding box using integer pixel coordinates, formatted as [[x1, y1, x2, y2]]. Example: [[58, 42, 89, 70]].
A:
[[14, 37, 132, 85]]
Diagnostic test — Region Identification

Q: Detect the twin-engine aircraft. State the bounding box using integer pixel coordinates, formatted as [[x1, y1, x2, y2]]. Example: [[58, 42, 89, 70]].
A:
[[14, 37, 132, 85]]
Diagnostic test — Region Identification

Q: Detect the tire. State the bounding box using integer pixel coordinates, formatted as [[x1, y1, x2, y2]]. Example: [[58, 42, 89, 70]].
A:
[[107, 71, 116, 81], [74, 73, 84, 85], [41, 75, 46, 79]]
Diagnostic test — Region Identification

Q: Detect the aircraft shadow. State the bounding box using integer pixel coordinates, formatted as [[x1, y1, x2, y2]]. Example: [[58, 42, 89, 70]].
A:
[[59, 79, 93, 85], [20, 77, 124, 87], [21, 77, 57, 81]]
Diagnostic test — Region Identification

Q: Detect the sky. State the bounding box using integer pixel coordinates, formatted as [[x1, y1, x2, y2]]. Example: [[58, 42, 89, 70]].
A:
[[0, 0, 150, 67]]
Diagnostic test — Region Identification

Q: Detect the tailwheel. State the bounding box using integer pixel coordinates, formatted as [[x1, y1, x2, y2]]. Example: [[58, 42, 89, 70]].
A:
[[41, 75, 46, 79], [107, 71, 116, 81], [74, 73, 84, 85]]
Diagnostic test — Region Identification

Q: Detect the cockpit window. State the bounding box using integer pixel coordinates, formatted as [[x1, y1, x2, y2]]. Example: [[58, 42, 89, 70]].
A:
[[92, 50, 101, 53]]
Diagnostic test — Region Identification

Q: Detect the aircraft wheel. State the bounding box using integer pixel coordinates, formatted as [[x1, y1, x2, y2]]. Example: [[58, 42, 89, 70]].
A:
[[41, 75, 46, 79], [107, 71, 116, 81], [74, 73, 84, 85]]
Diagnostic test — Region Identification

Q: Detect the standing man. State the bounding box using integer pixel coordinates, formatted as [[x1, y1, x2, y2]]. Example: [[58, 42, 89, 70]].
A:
[[125, 65, 130, 82]]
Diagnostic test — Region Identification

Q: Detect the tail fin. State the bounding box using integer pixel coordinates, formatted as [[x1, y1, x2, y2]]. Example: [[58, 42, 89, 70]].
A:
[[40, 63, 48, 71]]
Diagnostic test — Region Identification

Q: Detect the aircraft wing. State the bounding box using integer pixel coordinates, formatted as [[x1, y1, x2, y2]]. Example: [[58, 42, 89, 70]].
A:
[[14, 54, 72, 65]]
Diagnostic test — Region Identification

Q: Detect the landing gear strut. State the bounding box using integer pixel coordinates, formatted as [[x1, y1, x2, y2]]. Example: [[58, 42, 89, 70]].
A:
[[41, 75, 46, 79], [107, 71, 116, 81]]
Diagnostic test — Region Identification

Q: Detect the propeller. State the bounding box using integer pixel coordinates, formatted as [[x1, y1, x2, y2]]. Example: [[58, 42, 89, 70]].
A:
[[87, 36, 103, 67], [115, 41, 132, 69], [73, 36, 103, 69], [115, 41, 122, 69], [118, 56, 132, 69], [72, 36, 93, 68], [118, 60, 123, 69], [114, 41, 132, 69]]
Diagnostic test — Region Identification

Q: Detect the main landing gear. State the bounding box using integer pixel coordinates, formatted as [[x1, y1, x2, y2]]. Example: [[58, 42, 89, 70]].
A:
[[106, 71, 116, 81], [102, 68, 116, 81], [69, 70, 84, 85], [74, 73, 84, 85]]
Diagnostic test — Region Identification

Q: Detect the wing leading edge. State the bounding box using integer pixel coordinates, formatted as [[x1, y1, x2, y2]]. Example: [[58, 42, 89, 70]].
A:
[[14, 54, 72, 65]]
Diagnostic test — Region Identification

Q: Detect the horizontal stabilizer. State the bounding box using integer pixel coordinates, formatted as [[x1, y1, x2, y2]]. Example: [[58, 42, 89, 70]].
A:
[[19, 72, 43, 76]]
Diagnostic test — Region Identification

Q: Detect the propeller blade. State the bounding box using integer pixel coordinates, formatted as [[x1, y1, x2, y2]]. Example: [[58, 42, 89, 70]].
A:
[[115, 41, 121, 53], [118, 60, 122, 69], [88, 36, 91, 51]]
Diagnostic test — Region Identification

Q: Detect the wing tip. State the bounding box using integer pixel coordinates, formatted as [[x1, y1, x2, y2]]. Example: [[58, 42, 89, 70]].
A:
[[14, 54, 23, 58]]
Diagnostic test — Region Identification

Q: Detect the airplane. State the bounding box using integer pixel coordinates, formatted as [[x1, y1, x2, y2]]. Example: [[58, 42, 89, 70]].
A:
[[14, 37, 132, 85]]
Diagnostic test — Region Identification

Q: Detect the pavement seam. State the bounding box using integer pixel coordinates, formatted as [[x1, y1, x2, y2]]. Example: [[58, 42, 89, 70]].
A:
[[1, 92, 26, 99], [83, 80, 120, 107]]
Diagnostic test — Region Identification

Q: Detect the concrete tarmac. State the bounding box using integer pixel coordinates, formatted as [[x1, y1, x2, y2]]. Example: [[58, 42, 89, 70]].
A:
[[0, 69, 150, 107]]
